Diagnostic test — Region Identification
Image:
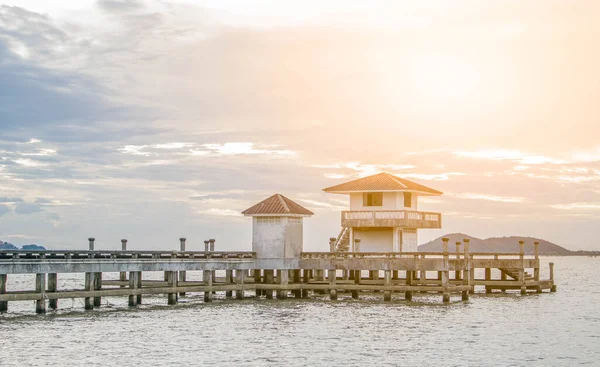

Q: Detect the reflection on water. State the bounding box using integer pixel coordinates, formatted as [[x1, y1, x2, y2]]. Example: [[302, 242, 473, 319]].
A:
[[1, 257, 599, 366]]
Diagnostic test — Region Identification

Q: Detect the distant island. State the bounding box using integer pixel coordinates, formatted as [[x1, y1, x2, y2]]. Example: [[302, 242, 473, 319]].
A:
[[420, 233, 600, 256], [0, 240, 46, 251]]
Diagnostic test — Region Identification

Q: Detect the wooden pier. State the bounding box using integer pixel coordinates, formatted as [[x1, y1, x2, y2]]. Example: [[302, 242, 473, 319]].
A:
[[0, 238, 556, 314]]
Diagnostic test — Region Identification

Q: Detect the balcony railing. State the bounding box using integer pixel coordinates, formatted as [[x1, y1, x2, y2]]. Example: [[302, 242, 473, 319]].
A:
[[341, 210, 442, 229]]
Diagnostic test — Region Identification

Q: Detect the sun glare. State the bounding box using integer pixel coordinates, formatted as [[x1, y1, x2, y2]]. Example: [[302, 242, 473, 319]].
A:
[[410, 52, 481, 102]]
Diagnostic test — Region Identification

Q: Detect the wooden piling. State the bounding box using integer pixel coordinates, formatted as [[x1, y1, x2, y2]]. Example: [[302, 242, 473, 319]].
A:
[[469, 253, 475, 294], [226, 270, 233, 298], [254, 269, 262, 297], [462, 239, 470, 301], [165, 271, 177, 305], [369, 270, 377, 280], [420, 254, 426, 284], [442, 238, 450, 303], [384, 270, 392, 301], [0, 274, 7, 312], [293, 270, 302, 298], [264, 269, 274, 299], [204, 240, 210, 252], [46, 273, 56, 307], [519, 240, 527, 295], [455, 242, 462, 280], [277, 270, 288, 299], [84, 272, 94, 310], [534, 241, 542, 293], [329, 269, 337, 300], [204, 270, 213, 302], [136, 271, 142, 304], [352, 269, 359, 299], [128, 271, 137, 307], [179, 238, 187, 296], [550, 262, 557, 292], [405, 269, 413, 301], [329, 237, 336, 253], [302, 269, 310, 298], [120, 239, 127, 287], [85, 238, 101, 307], [236, 269, 245, 299], [485, 267, 492, 294], [36, 273, 46, 314], [94, 273, 102, 307], [315, 269, 325, 294]]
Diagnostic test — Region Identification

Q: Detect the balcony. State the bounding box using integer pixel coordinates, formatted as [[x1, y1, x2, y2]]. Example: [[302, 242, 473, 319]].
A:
[[341, 210, 442, 229]]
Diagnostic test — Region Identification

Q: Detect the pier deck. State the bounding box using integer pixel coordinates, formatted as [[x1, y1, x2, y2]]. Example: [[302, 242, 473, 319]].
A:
[[0, 239, 556, 314]]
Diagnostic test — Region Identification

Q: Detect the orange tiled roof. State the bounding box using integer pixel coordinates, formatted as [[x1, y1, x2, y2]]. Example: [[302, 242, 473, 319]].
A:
[[242, 194, 314, 216], [322, 172, 443, 195]]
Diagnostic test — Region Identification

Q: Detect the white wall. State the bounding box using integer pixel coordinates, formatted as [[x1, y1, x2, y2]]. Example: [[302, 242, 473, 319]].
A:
[[349, 192, 419, 211], [395, 193, 419, 210], [252, 217, 304, 258], [354, 228, 393, 252], [401, 228, 418, 252], [284, 218, 303, 258]]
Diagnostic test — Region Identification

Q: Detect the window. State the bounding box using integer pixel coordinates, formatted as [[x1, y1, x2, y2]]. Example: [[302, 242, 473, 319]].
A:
[[256, 216, 280, 224], [363, 192, 383, 206], [404, 192, 412, 208]]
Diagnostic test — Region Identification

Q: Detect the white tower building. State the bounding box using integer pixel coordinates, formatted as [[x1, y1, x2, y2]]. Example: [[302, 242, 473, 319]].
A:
[[242, 194, 313, 258], [323, 172, 443, 252]]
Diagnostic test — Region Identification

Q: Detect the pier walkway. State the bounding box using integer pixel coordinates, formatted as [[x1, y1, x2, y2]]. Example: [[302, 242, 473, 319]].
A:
[[0, 238, 556, 314]]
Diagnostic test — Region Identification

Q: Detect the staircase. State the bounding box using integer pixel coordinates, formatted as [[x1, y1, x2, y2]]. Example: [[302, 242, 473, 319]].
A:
[[335, 227, 350, 252], [499, 268, 533, 281]]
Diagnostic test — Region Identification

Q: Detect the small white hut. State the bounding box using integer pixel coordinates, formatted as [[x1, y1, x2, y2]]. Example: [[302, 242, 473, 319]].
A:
[[242, 194, 313, 258], [323, 172, 443, 252]]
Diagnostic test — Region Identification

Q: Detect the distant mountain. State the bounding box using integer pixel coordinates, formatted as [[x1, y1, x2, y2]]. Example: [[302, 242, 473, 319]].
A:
[[0, 240, 46, 251], [21, 244, 46, 251], [0, 241, 18, 250], [419, 233, 573, 255]]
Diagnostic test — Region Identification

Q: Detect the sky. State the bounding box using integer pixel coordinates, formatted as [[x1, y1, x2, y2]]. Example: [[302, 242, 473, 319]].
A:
[[0, 0, 599, 251]]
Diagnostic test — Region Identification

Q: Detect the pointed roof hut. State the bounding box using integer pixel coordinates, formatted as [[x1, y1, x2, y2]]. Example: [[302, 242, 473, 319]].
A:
[[242, 193, 313, 217], [242, 194, 313, 259], [323, 172, 443, 196]]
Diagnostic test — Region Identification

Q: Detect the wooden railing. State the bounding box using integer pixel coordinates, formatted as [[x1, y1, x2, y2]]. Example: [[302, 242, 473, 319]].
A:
[[301, 251, 536, 259], [0, 251, 256, 261], [341, 210, 442, 228]]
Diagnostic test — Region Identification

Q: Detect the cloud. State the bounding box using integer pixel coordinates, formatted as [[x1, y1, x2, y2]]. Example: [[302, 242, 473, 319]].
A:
[[204, 208, 242, 217], [402, 172, 465, 181], [454, 193, 525, 203], [203, 143, 295, 156], [154, 143, 194, 150], [119, 145, 151, 156], [550, 203, 600, 210], [34, 198, 53, 204], [0, 204, 10, 216], [453, 149, 569, 165], [324, 173, 349, 179], [97, 0, 144, 14], [189, 192, 247, 201], [296, 198, 346, 211], [0, 196, 22, 203], [14, 202, 42, 214], [21, 149, 57, 156], [0, 6, 152, 142], [13, 158, 47, 167], [118, 142, 297, 159]]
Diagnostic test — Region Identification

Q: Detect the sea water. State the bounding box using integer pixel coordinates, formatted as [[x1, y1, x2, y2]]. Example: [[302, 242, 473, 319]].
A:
[[0, 257, 598, 366]]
